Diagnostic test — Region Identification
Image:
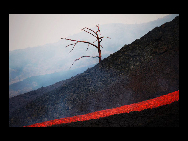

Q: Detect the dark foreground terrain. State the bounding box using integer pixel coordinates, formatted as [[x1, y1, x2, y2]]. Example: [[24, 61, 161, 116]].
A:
[[51, 101, 179, 127]]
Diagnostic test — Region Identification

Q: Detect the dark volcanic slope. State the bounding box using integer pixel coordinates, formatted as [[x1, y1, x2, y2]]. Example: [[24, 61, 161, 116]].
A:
[[9, 16, 179, 127]]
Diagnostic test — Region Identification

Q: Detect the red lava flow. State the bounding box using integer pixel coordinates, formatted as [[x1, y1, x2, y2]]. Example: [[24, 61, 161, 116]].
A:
[[24, 90, 179, 127]]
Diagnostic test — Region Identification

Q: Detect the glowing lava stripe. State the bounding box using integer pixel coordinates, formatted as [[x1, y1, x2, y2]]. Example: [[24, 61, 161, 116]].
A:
[[24, 90, 179, 127]]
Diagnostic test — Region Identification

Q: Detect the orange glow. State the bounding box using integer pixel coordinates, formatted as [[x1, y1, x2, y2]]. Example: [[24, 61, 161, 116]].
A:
[[25, 90, 179, 127]]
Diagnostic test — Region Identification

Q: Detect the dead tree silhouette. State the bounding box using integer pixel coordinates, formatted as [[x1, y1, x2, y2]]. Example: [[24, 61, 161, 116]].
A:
[[61, 24, 111, 68]]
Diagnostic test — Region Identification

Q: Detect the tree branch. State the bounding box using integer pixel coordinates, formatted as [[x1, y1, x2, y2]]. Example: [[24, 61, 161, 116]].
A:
[[81, 27, 97, 36], [61, 38, 99, 53], [70, 55, 100, 69]]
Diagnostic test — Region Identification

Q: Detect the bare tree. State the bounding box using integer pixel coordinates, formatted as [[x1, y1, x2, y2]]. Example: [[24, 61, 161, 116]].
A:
[[61, 24, 111, 68]]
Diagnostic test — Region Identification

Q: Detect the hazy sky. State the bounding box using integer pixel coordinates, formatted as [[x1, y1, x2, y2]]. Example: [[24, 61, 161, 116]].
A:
[[9, 14, 169, 51]]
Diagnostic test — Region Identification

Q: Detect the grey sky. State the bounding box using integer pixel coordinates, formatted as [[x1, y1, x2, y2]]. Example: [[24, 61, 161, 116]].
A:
[[9, 14, 169, 51]]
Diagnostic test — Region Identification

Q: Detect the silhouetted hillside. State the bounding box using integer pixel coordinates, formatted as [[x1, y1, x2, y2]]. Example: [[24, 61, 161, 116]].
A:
[[9, 16, 179, 127], [9, 14, 178, 97]]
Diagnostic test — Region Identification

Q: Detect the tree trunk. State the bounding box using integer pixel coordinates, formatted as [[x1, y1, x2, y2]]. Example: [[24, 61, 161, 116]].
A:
[[99, 49, 101, 63], [98, 36, 101, 63]]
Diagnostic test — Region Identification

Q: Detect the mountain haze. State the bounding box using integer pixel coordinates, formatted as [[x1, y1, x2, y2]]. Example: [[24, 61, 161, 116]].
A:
[[9, 14, 179, 97], [9, 16, 179, 127]]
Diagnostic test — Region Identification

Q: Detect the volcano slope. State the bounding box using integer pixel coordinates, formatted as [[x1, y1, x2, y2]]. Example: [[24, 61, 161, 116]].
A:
[[9, 16, 179, 127]]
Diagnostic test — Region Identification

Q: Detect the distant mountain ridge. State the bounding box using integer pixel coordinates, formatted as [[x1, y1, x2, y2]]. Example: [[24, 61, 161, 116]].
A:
[[9, 65, 95, 98], [9, 16, 179, 127]]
